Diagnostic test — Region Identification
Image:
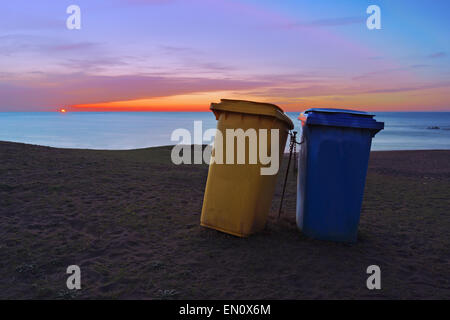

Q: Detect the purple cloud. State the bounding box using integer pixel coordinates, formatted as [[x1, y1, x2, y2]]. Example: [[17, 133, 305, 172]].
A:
[[364, 82, 450, 94], [428, 52, 447, 59], [49, 42, 100, 52], [286, 16, 364, 28], [0, 73, 274, 110], [120, 0, 175, 5]]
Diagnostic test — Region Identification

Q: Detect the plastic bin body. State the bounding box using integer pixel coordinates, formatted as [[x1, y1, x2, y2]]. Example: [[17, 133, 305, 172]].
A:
[[296, 108, 384, 242], [201, 99, 293, 237]]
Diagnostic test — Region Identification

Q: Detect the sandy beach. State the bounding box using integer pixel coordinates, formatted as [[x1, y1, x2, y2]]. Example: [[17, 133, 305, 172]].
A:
[[0, 141, 449, 299]]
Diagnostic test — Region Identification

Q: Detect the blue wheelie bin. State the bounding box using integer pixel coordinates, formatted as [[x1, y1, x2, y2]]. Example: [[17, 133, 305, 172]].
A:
[[296, 108, 384, 242]]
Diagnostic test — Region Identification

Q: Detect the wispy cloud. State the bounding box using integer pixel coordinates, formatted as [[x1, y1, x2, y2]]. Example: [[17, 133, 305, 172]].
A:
[[0, 13, 63, 32], [410, 64, 430, 69], [352, 68, 407, 81], [0, 73, 274, 110], [428, 52, 447, 59], [160, 45, 200, 55], [286, 16, 364, 28], [157, 45, 236, 74], [364, 81, 450, 94], [59, 58, 129, 72], [120, 0, 175, 5], [0, 34, 103, 56], [49, 42, 100, 52]]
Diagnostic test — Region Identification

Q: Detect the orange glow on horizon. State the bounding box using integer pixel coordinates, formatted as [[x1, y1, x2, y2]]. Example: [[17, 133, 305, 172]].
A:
[[70, 86, 450, 112], [71, 91, 264, 112]]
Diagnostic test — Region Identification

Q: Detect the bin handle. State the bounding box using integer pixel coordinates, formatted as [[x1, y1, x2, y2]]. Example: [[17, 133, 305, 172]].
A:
[[278, 131, 299, 219]]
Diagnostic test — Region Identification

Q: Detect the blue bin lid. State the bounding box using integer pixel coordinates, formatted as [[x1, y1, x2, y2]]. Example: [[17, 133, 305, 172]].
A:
[[299, 108, 384, 131]]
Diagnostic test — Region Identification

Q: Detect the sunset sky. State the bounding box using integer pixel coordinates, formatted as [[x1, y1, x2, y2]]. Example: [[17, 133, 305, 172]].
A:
[[1, 0, 449, 111]]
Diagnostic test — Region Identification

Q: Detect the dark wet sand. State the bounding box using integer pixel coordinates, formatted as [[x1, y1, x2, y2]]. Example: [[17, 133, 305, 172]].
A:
[[0, 141, 449, 299]]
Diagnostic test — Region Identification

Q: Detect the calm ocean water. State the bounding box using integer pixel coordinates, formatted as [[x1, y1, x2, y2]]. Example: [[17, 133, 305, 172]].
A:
[[0, 112, 449, 151]]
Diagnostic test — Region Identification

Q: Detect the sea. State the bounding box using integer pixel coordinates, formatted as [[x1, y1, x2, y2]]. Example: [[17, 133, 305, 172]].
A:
[[0, 112, 449, 151]]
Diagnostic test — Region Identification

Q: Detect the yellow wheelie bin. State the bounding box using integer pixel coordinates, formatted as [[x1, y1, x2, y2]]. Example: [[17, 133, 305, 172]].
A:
[[200, 99, 294, 237]]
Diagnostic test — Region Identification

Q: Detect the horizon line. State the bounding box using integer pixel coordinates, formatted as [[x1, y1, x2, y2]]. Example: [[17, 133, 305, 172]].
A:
[[1, 109, 450, 113]]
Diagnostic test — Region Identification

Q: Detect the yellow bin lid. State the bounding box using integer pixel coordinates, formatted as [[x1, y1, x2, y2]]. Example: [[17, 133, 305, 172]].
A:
[[210, 99, 294, 130]]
